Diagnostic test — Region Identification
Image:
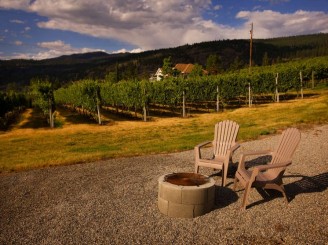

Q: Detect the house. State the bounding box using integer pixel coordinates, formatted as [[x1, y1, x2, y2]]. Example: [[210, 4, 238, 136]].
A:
[[150, 68, 164, 81], [174, 63, 208, 76], [150, 63, 207, 81], [174, 63, 195, 74]]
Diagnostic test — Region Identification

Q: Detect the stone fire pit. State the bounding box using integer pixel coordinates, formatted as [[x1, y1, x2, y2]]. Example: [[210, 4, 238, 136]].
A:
[[158, 172, 215, 218]]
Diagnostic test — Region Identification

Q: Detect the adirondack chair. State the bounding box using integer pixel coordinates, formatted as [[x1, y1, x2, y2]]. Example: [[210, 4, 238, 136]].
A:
[[233, 127, 301, 210], [195, 120, 240, 186]]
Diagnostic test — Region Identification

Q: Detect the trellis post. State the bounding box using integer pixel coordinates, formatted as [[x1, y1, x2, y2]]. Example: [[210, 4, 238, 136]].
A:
[[300, 71, 303, 99], [182, 90, 186, 118], [275, 73, 279, 103], [216, 85, 220, 112]]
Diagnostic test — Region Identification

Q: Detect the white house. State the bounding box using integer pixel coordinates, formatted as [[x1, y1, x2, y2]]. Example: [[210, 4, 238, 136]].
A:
[[150, 68, 164, 81]]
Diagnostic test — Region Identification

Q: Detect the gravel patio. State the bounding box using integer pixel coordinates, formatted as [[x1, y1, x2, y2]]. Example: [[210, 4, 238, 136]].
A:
[[1, 125, 327, 244]]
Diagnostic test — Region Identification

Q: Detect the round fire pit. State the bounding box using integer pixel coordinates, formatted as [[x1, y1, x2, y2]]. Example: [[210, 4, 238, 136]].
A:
[[158, 172, 215, 218]]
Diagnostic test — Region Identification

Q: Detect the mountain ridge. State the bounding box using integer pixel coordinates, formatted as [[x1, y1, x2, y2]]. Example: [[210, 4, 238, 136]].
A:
[[0, 33, 327, 89]]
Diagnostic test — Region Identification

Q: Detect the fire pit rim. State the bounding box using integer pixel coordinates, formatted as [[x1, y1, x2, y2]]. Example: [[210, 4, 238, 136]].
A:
[[163, 172, 210, 186], [158, 172, 215, 188]]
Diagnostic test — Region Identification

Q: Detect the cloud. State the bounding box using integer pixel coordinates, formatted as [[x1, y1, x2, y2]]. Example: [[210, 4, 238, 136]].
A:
[[1, 0, 218, 50], [213, 5, 222, 11], [0, 40, 106, 60], [236, 10, 328, 38], [30, 40, 106, 59], [14, 40, 23, 46], [0, 0, 31, 10], [258, 0, 290, 3], [0, 0, 327, 55], [112, 48, 144, 54], [10, 19, 25, 24]]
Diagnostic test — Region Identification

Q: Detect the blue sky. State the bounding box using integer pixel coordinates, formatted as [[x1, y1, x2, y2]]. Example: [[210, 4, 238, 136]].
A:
[[0, 0, 327, 60]]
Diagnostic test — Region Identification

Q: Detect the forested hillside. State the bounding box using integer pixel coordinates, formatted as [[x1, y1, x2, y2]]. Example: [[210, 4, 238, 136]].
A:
[[0, 33, 327, 90]]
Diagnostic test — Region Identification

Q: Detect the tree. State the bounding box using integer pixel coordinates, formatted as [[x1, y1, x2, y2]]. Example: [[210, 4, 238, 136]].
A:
[[190, 63, 204, 77], [30, 79, 56, 128], [206, 54, 221, 75], [229, 56, 244, 71], [262, 52, 270, 66], [162, 56, 173, 76]]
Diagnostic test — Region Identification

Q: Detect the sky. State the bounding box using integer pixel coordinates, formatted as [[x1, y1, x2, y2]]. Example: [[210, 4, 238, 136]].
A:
[[0, 0, 327, 60]]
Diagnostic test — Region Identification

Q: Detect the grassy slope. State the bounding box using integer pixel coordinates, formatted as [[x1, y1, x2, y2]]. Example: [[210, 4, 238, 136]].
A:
[[0, 88, 327, 172]]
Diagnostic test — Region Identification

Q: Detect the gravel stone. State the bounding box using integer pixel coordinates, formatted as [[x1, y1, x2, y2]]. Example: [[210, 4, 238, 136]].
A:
[[0, 125, 327, 244]]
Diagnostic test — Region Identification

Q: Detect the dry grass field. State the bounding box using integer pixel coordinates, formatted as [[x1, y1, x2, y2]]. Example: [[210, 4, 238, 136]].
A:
[[0, 88, 327, 172]]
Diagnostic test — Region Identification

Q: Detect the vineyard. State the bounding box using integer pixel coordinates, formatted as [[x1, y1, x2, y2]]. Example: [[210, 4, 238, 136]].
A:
[[0, 91, 27, 129], [55, 56, 328, 123], [1, 56, 328, 128]]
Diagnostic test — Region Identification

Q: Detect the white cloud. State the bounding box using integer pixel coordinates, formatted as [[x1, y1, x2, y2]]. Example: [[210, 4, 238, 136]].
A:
[[258, 0, 290, 3], [112, 48, 144, 54], [30, 40, 106, 59], [0, 40, 106, 60], [236, 10, 328, 38], [1, 0, 217, 50], [10, 19, 25, 24], [14, 40, 23, 46], [0, 0, 31, 10], [213, 5, 222, 11], [0, 0, 327, 56]]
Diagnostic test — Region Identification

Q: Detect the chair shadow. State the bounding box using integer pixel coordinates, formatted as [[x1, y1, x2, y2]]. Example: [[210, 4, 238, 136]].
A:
[[284, 172, 328, 201], [213, 185, 239, 209], [240, 172, 328, 209]]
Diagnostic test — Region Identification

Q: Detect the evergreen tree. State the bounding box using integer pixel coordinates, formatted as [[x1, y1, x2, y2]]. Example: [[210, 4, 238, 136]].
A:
[[190, 64, 204, 77], [162, 56, 173, 76], [206, 54, 221, 75], [262, 52, 270, 66]]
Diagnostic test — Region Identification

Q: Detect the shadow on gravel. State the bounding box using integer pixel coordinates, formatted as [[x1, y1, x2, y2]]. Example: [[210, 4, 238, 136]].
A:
[[236, 172, 328, 209], [214, 185, 239, 209], [285, 172, 328, 201]]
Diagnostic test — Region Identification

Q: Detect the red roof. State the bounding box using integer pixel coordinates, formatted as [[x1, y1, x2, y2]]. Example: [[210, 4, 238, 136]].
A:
[[174, 63, 195, 74]]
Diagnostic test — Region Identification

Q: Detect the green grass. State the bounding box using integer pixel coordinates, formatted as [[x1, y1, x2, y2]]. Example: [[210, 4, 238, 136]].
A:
[[0, 88, 327, 173]]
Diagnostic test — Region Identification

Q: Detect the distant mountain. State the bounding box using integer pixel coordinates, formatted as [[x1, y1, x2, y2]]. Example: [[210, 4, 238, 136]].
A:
[[1, 33, 327, 90]]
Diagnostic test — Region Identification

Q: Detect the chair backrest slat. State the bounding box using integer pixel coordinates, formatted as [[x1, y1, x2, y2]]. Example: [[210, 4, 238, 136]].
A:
[[272, 128, 301, 164], [270, 128, 301, 175], [213, 120, 239, 157]]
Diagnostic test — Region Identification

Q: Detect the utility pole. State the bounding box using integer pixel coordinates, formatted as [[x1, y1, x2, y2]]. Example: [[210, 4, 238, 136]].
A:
[[248, 22, 253, 107], [249, 22, 253, 72]]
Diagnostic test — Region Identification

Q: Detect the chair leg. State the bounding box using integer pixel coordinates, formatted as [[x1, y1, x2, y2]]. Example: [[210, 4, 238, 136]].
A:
[[269, 184, 289, 203], [264, 183, 289, 203], [241, 182, 252, 210], [195, 164, 199, 173], [222, 165, 227, 186], [233, 176, 239, 191]]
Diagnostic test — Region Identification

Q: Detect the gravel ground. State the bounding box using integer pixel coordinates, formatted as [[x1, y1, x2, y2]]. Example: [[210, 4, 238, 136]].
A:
[[1, 125, 328, 244]]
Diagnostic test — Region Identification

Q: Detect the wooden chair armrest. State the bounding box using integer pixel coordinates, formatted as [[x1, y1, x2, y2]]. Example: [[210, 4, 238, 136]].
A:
[[194, 141, 212, 161], [237, 149, 273, 170], [240, 150, 273, 157], [230, 142, 240, 152], [194, 141, 212, 150], [254, 161, 292, 172], [249, 161, 292, 180]]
